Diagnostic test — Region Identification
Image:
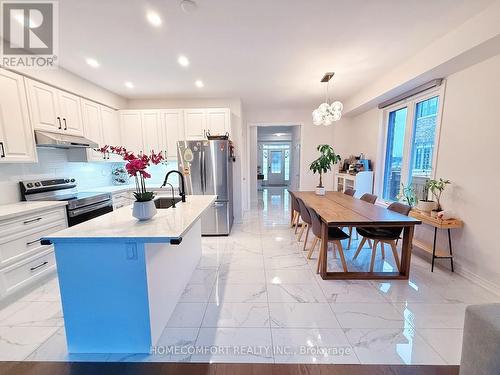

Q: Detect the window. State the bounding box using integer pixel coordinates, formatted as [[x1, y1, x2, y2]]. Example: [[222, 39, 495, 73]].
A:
[[381, 92, 442, 202]]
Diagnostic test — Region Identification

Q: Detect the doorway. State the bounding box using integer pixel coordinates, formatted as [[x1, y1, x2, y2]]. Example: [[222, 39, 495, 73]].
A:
[[262, 144, 290, 186]]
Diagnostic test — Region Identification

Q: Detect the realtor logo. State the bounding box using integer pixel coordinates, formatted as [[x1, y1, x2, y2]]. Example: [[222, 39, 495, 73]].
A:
[[1, 0, 58, 68]]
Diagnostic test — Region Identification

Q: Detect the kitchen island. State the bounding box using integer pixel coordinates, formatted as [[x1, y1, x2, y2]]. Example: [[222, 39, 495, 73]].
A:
[[44, 195, 216, 354]]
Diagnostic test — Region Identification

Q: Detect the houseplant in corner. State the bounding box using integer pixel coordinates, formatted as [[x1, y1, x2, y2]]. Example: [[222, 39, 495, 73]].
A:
[[309, 144, 341, 195], [98, 146, 165, 220], [427, 178, 451, 218]]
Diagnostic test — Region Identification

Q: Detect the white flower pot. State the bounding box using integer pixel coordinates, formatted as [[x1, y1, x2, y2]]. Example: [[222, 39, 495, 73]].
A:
[[315, 187, 326, 196], [132, 200, 157, 221], [416, 200, 437, 212]]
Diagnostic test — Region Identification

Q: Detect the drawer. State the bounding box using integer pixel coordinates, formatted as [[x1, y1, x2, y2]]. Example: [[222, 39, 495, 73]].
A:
[[0, 221, 66, 267], [0, 208, 66, 239], [0, 249, 56, 297]]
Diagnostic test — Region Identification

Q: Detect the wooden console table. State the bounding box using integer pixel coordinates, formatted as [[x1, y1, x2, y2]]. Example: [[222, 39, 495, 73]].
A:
[[409, 210, 463, 272]]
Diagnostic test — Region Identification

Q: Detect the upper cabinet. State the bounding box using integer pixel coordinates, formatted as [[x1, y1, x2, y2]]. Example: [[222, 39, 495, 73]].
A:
[[0, 70, 37, 163], [184, 108, 230, 140], [101, 106, 121, 147], [141, 111, 162, 154], [58, 91, 84, 135], [120, 111, 144, 154], [161, 110, 184, 159], [80, 99, 103, 161], [26, 79, 84, 136], [184, 109, 207, 140], [206, 108, 230, 136]]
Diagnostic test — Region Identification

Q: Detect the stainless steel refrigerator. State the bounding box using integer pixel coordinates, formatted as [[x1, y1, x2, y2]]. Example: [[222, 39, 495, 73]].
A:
[[177, 140, 234, 236]]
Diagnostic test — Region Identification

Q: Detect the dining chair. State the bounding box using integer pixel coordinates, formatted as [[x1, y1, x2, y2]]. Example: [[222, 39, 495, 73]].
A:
[[360, 193, 377, 204], [296, 198, 312, 250], [344, 188, 356, 197], [353, 202, 411, 272], [290, 193, 301, 230], [344, 192, 377, 250], [306, 206, 350, 273], [351, 193, 379, 249]]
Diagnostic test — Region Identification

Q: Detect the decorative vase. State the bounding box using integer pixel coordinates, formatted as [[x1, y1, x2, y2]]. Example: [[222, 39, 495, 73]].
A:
[[315, 187, 326, 196], [416, 200, 437, 212], [132, 200, 157, 221]]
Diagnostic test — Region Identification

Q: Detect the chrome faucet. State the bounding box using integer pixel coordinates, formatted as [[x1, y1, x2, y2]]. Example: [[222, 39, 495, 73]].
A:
[[165, 182, 176, 208], [161, 170, 186, 202]]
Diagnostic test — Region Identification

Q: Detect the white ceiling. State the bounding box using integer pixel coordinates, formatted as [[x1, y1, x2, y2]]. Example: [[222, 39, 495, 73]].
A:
[[59, 0, 494, 110]]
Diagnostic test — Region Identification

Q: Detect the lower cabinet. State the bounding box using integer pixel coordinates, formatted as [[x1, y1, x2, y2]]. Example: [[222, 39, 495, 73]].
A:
[[112, 191, 134, 210], [0, 207, 67, 300]]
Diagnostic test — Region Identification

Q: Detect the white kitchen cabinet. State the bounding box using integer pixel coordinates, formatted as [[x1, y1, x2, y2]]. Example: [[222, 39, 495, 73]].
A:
[[141, 111, 162, 154], [120, 111, 144, 154], [81, 99, 103, 161], [0, 206, 67, 300], [26, 78, 84, 136], [58, 91, 84, 136], [184, 109, 207, 140], [161, 109, 184, 159], [112, 191, 133, 210], [184, 108, 230, 140], [206, 108, 230, 136], [0, 70, 37, 163], [25, 79, 60, 132], [101, 106, 121, 147]]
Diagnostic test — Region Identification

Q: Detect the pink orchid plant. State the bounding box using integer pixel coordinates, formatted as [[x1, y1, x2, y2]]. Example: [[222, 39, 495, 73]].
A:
[[97, 146, 165, 202]]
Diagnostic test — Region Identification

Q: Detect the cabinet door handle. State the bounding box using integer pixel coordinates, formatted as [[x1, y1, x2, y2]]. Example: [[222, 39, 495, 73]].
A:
[[57, 117, 62, 129], [0, 142, 5, 158], [23, 217, 42, 224], [30, 261, 48, 272], [26, 238, 41, 246], [63, 118, 67, 130]]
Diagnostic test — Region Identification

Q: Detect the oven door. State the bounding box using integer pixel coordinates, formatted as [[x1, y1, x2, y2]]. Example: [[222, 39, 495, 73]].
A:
[[67, 200, 113, 227]]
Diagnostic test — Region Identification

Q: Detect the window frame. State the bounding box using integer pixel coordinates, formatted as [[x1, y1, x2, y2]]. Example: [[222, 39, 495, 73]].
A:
[[378, 85, 445, 203]]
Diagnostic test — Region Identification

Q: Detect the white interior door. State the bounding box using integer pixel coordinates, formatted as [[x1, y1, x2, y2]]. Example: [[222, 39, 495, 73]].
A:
[[267, 150, 285, 185]]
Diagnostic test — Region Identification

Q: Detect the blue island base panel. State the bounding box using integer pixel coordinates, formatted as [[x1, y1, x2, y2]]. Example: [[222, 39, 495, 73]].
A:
[[54, 241, 152, 353]]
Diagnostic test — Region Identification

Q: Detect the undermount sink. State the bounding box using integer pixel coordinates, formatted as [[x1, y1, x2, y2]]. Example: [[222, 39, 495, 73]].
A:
[[154, 197, 182, 209]]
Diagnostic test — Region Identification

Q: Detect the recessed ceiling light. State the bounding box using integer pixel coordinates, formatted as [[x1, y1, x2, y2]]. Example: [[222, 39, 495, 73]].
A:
[[146, 11, 162, 27], [180, 0, 198, 14], [85, 58, 99, 68], [124, 81, 134, 89], [178, 55, 190, 67], [195, 80, 204, 88]]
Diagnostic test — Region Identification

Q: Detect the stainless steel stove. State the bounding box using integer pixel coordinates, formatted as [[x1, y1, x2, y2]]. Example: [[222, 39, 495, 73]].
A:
[[20, 178, 113, 227]]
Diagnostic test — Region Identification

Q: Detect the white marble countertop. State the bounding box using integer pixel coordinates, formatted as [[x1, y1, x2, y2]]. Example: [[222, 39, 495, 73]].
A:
[[0, 201, 68, 221], [45, 195, 216, 242]]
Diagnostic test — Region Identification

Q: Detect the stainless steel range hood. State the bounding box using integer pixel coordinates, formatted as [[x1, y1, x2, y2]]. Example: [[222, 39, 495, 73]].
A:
[[35, 131, 98, 149]]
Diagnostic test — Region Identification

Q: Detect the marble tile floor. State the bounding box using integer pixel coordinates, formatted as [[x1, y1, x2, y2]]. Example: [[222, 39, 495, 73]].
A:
[[1, 187, 499, 364]]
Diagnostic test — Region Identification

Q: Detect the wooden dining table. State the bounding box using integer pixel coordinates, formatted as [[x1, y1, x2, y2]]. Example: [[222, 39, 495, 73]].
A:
[[291, 191, 421, 280]]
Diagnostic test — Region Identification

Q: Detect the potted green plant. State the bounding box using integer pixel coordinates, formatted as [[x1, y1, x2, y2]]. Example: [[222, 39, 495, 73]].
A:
[[416, 179, 437, 212], [427, 178, 451, 217], [397, 183, 417, 208], [309, 144, 341, 195]]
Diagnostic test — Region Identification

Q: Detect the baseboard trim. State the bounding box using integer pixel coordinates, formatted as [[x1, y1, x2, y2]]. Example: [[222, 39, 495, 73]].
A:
[[454, 263, 500, 297]]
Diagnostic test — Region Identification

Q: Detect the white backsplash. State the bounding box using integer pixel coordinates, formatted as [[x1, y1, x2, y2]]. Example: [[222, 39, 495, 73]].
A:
[[0, 148, 178, 205]]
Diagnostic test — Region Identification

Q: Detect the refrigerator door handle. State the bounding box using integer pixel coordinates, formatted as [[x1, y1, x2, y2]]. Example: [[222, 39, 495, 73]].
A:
[[199, 149, 204, 193], [201, 148, 206, 193]]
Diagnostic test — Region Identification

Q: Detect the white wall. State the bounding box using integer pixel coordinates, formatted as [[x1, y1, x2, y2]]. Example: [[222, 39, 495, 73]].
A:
[[127, 98, 246, 222], [332, 53, 500, 292]]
